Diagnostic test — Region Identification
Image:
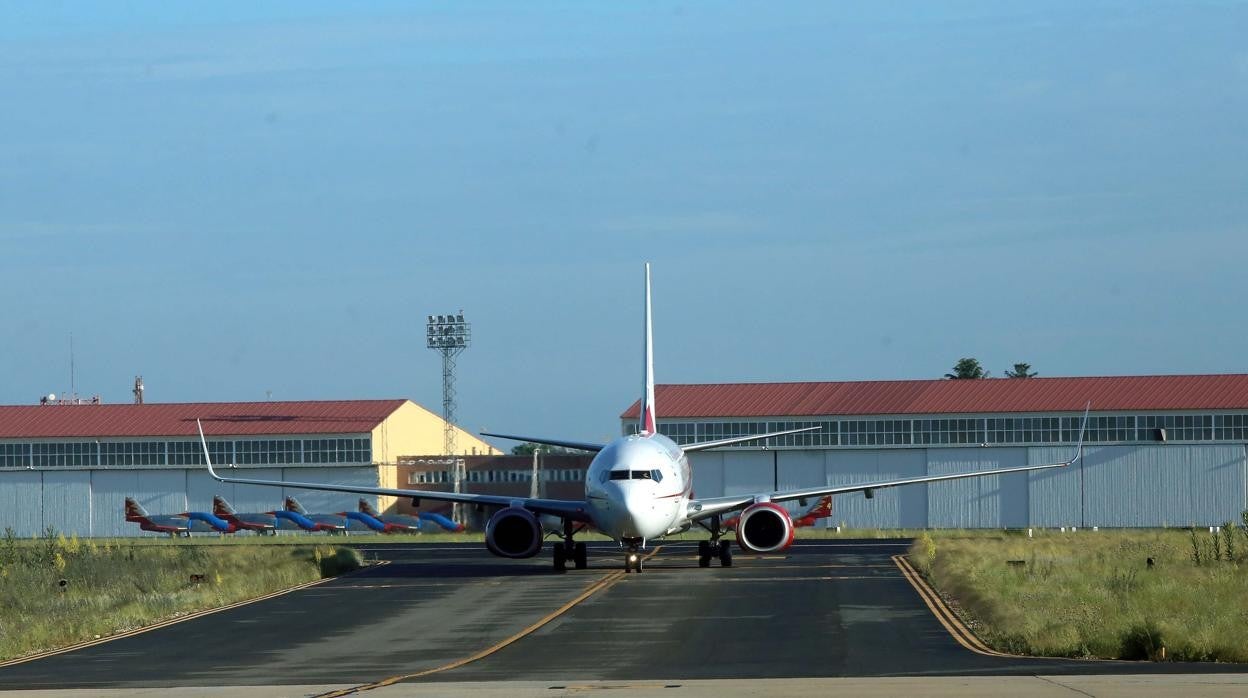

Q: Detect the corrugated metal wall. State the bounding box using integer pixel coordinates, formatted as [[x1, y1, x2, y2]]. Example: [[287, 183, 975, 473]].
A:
[[690, 443, 1247, 528], [2, 445, 1244, 534], [0, 466, 380, 537]]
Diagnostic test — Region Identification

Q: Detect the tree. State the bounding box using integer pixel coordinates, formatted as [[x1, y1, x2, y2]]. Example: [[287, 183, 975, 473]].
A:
[[1005, 362, 1037, 378], [945, 358, 989, 379], [510, 442, 577, 456]]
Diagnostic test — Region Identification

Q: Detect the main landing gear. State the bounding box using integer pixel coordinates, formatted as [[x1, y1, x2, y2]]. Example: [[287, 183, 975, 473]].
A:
[[697, 514, 733, 568], [552, 519, 588, 573]]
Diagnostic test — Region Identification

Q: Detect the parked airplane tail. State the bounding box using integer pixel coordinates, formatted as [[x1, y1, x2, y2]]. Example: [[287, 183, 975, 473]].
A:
[[794, 495, 833, 527], [284, 496, 308, 514], [124, 497, 150, 520], [358, 498, 380, 517], [213, 495, 236, 516]]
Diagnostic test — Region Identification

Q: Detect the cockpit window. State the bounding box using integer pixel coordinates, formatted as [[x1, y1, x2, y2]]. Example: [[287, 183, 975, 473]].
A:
[[608, 469, 663, 481]]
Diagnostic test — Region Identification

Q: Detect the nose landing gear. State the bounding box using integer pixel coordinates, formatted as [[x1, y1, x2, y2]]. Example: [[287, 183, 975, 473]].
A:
[[623, 543, 643, 573]]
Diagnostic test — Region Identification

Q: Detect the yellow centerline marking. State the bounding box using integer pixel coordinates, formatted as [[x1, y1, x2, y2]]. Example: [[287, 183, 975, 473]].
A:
[[891, 554, 1012, 658], [314, 547, 664, 697], [0, 560, 390, 669]]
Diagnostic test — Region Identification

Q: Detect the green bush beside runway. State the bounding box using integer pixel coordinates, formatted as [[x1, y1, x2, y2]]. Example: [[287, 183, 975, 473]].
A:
[[909, 523, 1248, 662], [0, 528, 360, 662]]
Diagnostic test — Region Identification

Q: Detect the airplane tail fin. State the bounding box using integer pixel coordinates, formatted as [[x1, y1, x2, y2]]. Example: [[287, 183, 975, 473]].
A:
[[284, 496, 307, 514], [358, 498, 380, 517], [808, 495, 833, 519], [640, 262, 656, 435], [124, 497, 149, 519], [213, 495, 235, 516]]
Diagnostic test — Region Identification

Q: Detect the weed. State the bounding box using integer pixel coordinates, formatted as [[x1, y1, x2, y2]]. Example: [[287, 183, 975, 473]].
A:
[[1189, 529, 1203, 565], [1120, 619, 1165, 660]]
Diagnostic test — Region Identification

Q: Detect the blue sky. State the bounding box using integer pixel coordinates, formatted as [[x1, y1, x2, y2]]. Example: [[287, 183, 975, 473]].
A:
[[2, 1, 1246, 445]]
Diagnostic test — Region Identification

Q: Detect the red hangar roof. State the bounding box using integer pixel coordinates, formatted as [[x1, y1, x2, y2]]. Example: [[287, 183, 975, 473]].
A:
[[620, 375, 1248, 419], [0, 400, 410, 439]]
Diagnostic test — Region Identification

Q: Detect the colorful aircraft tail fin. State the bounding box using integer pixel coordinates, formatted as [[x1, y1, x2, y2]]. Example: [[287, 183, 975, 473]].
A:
[[358, 498, 380, 517], [640, 262, 656, 435], [124, 497, 150, 520], [795, 495, 834, 527], [212, 495, 236, 516], [284, 496, 308, 514]]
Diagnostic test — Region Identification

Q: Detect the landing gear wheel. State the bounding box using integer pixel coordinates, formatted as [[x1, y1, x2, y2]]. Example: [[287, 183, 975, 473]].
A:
[[698, 540, 712, 568], [553, 542, 567, 573], [718, 542, 733, 568], [573, 542, 588, 569], [624, 548, 642, 573]]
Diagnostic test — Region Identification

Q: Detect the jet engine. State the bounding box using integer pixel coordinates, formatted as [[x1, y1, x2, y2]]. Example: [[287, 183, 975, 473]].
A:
[[484, 506, 543, 559], [735, 502, 795, 553]]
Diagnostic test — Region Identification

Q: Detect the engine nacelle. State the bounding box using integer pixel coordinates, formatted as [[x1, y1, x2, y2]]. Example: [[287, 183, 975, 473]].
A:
[[484, 506, 543, 559], [735, 502, 795, 553]]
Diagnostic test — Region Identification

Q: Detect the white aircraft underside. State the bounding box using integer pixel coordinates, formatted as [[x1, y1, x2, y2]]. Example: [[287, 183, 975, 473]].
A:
[[201, 263, 1087, 573]]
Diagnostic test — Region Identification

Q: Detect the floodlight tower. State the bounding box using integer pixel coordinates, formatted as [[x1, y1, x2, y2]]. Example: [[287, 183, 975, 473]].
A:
[[427, 312, 471, 523]]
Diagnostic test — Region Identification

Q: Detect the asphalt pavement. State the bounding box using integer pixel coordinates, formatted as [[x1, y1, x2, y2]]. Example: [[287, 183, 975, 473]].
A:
[[0, 540, 1243, 693]]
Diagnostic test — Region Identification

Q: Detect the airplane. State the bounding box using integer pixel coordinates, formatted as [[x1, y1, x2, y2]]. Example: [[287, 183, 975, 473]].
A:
[[357, 499, 466, 533], [278, 496, 347, 534], [357, 499, 421, 533], [201, 263, 1088, 573], [212, 495, 278, 535], [124, 497, 234, 536], [340, 507, 387, 533]]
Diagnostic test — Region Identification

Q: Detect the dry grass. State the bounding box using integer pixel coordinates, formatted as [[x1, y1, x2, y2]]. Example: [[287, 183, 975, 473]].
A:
[[0, 528, 360, 661], [908, 526, 1248, 662]]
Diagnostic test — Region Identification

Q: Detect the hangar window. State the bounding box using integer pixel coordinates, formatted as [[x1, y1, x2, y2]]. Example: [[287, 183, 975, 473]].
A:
[[99, 441, 164, 466], [32, 442, 98, 467], [302, 437, 372, 464], [168, 440, 232, 466], [1, 443, 31, 468]]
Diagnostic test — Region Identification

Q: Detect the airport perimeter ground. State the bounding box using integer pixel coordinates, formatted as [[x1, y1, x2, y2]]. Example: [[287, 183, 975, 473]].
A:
[[1, 540, 1245, 697]]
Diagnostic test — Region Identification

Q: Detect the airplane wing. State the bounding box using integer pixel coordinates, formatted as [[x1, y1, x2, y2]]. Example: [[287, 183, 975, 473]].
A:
[[686, 405, 1089, 523], [681, 425, 822, 453], [198, 421, 593, 522], [480, 432, 605, 453]]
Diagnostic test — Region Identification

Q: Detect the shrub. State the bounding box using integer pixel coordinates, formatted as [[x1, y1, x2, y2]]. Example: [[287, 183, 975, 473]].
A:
[[316, 547, 363, 577], [1120, 619, 1165, 660]]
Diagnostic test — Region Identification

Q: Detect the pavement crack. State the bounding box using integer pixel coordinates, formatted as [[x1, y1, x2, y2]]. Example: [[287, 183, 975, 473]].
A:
[[1034, 675, 1098, 698]]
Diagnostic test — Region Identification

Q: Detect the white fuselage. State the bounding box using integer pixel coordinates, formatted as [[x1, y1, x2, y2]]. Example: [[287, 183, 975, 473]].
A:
[[583, 433, 690, 542]]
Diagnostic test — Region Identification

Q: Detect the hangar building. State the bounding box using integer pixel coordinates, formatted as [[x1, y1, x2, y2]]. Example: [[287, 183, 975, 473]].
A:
[[621, 375, 1248, 529], [0, 399, 499, 537]]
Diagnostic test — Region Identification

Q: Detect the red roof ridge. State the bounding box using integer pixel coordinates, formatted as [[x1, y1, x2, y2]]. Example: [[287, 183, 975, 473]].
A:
[[620, 374, 1248, 419]]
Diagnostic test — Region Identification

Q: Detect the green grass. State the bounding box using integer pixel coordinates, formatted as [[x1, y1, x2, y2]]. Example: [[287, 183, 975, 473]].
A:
[[0, 529, 361, 662], [907, 526, 1248, 662]]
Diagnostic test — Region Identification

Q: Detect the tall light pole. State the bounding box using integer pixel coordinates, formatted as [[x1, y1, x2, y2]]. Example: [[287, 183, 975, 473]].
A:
[[427, 313, 471, 525]]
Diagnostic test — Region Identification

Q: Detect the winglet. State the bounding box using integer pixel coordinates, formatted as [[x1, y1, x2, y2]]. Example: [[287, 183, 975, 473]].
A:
[[1069, 402, 1090, 465], [197, 419, 226, 482]]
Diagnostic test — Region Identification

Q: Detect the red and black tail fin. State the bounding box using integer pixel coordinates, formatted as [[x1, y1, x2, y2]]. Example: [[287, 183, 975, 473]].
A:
[[213, 495, 235, 516], [124, 497, 150, 520]]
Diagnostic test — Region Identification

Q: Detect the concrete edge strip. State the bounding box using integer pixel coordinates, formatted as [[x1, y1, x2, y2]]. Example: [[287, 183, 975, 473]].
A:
[[890, 554, 1013, 658], [0, 558, 390, 669], [313, 546, 665, 698]]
